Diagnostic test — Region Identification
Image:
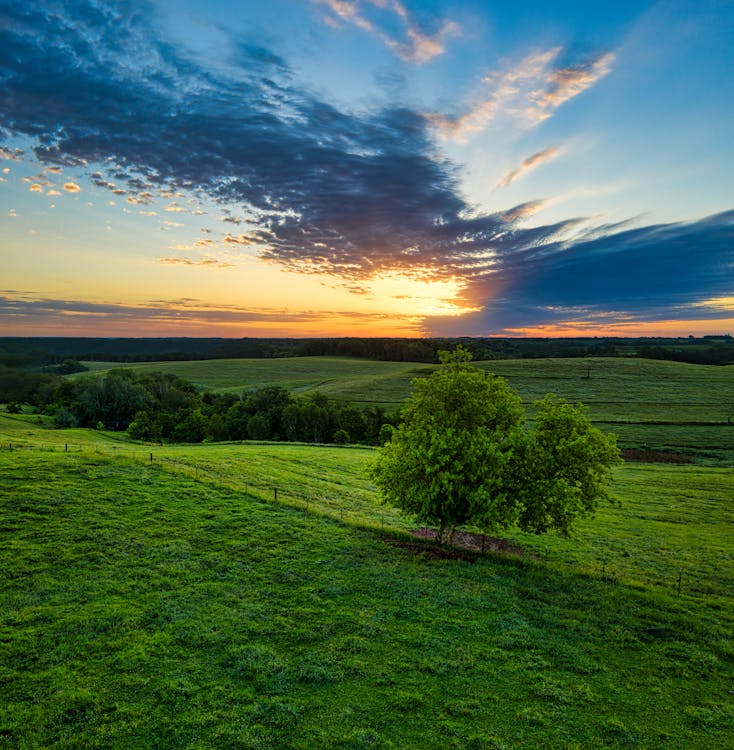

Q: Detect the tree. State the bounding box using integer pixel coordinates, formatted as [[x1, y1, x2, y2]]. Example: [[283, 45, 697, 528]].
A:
[[511, 395, 621, 534], [369, 347, 621, 542]]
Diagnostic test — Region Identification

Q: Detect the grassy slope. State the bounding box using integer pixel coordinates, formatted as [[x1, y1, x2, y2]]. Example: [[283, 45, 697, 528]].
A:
[[2, 448, 733, 749], [3, 359, 733, 747], [80, 356, 734, 462], [80, 356, 734, 419]]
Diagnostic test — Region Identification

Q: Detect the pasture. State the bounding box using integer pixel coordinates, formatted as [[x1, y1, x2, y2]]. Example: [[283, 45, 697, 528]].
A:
[[1, 411, 733, 748], [80, 356, 734, 463]]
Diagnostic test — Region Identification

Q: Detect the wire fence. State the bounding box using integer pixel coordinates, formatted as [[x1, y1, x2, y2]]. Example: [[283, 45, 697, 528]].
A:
[[2, 440, 726, 599], [1, 439, 389, 531]]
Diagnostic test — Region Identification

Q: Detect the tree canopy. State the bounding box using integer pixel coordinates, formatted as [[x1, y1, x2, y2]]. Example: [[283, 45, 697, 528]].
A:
[[369, 347, 621, 541]]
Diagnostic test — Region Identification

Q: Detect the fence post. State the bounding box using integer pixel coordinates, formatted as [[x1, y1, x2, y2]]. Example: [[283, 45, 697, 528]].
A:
[[274, 487, 278, 502], [150, 452, 153, 463], [677, 568, 682, 595], [65, 443, 68, 452]]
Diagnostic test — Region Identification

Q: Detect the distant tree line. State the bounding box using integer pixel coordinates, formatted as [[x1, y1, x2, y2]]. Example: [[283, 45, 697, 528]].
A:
[[2, 335, 732, 368], [636, 343, 734, 366], [7, 368, 398, 446]]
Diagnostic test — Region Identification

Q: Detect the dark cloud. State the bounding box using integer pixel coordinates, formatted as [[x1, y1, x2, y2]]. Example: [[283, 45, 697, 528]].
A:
[[0, 1, 523, 279], [1, 1, 731, 334], [439, 211, 734, 334]]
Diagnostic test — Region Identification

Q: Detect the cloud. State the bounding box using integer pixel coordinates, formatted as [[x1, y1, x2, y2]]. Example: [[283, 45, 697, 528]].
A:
[[0, 293, 419, 332], [389, 18, 461, 64], [313, 0, 459, 63], [63, 182, 81, 192], [223, 233, 259, 246], [158, 257, 235, 268], [496, 146, 561, 188], [429, 47, 613, 142], [0, 146, 24, 161], [527, 52, 615, 124], [429, 210, 734, 335]]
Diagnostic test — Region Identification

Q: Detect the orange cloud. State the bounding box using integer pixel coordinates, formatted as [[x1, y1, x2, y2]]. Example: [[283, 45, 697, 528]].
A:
[[315, 0, 459, 63], [496, 146, 561, 188], [63, 182, 81, 192]]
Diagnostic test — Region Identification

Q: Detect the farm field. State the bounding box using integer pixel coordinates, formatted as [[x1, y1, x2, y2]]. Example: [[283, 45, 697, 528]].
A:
[[79, 356, 734, 463], [1, 424, 733, 748]]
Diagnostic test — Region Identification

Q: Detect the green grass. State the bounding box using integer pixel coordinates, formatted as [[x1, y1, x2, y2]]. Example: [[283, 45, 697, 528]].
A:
[[2, 446, 733, 749], [78, 356, 734, 463], [81, 357, 416, 403]]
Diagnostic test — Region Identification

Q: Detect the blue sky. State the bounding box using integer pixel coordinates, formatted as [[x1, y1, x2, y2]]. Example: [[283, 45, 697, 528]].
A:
[[0, 0, 732, 337]]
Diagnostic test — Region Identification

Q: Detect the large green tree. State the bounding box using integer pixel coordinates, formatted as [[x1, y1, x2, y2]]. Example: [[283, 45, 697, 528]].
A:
[[369, 347, 621, 542]]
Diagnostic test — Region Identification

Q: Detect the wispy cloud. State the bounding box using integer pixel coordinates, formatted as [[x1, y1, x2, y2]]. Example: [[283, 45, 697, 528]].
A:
[[527, 52, 615, 124], [158, 257, 235, 268], [495, 146, 561, 188], [429, 47, 614, 142], [313, 0, 460, 63]]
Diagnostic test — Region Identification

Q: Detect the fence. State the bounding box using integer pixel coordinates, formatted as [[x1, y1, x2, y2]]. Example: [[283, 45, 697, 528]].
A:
[[1, 440, 722, 599]]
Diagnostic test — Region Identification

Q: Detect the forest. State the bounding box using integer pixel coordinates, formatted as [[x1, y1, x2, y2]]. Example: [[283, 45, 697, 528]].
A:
[[5, 367, 397, 446]]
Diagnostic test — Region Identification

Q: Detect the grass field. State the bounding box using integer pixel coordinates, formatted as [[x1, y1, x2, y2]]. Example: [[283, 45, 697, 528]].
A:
[[79, 357, 734, 463], [3, 360, 733, 748]]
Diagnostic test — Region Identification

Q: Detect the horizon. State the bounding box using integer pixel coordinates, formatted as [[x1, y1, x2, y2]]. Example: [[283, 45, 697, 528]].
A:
[[1, 1, 733, 338]]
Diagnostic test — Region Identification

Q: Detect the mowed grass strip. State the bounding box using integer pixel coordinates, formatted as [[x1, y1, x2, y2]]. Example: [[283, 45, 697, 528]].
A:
[[1, 451, 733, 749]]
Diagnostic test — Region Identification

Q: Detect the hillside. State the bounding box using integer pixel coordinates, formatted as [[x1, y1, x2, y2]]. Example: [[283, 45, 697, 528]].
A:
[[1, 422, 733, 747]]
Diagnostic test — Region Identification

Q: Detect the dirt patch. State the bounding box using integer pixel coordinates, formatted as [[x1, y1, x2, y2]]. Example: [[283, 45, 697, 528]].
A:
[[387, 540, 479, 562], [621, 448, 693, 464], [386, 528, 536, 562]]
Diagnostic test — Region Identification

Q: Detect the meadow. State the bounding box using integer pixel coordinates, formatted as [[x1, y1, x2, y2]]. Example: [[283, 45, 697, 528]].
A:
[[1, 409, 733, 748], [82, 357, 734, 463]]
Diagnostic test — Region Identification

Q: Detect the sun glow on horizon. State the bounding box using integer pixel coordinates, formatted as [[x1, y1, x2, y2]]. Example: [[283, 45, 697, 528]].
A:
[[365, 271, 480, 318], [500, 318, 734, 338]]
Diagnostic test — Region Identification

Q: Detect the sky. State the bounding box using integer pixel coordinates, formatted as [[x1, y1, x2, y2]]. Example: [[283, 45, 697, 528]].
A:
[[0, 0, 732, 338]]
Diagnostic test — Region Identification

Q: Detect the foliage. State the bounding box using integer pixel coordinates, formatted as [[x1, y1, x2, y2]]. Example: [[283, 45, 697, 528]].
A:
[[33, 368, 398, 446], [0, 364, 59, 403], [46, 358, 89, 374], [512, 395, 622, 534], [370, 347, 621, 539]]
